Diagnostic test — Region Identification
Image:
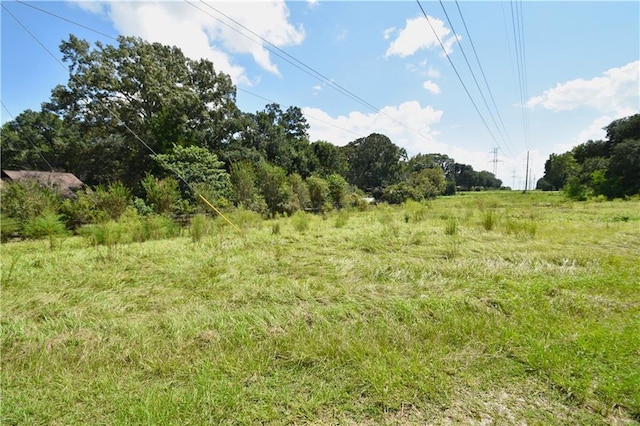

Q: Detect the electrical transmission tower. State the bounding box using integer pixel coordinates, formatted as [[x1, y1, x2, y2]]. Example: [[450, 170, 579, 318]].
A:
[[490, 147, 502, 176]]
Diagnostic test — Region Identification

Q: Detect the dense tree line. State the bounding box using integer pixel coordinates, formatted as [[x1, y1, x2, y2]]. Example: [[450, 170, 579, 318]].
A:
[[1, 35, 503, 233], [537, 114, 640, 199]]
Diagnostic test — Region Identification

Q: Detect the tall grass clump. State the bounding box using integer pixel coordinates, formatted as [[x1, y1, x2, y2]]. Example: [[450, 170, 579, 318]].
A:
[[403, 199, 429, 223], [334, 209, 350, 228], [505, 218, 537, 238], [482, 209, 496, 231], [291, 210, 309, 233], [227, 207, 263, 230], [444, 217, 458, 235], [190, 213, 211, 242]]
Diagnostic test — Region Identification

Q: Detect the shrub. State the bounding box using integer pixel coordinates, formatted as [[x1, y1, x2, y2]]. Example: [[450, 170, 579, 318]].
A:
[[141, 174, 181, 215], [0, 180, 61, 223], [306, 175, 330, 212], [22, 212, 68, 250], [0, 215, 21, 242], [326, 174, 349, 208], [94, 182, 131, 221]]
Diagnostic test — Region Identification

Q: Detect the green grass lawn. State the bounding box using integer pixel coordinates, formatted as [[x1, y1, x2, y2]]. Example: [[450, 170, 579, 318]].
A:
[[2, 191, 639, 424]]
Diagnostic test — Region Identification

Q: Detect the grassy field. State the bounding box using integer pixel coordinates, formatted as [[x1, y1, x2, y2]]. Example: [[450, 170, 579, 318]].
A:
[[2, 191, 639, 425]]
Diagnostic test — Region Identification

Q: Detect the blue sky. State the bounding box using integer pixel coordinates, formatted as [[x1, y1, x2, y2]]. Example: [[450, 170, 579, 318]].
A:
[[2, 1, 639, 189]]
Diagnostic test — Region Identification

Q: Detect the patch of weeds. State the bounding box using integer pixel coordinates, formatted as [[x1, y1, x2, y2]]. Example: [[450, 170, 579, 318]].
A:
[[271, 221, 281, 235], [403, 200, 429, 223], [505, 219, 537, 238], [443, 237, 460, 259], [335, 210, 349, 228], [482, 210, 496, 231], [445, 217, 458, 236], [190, 214, 211, 243], [291, 211, 309, 233]]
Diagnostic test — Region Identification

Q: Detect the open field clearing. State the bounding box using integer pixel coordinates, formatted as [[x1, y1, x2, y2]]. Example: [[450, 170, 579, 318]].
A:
[[2, 192, 639, 424]]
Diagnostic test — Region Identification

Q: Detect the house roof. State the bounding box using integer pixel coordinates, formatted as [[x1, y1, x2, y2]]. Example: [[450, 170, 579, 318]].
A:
[[1, 170, 83, 193]]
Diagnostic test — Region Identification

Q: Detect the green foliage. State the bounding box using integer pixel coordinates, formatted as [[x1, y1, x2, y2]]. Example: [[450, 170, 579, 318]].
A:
[[22, 212, 67, 242], [0, 215, 21, 242], [482, 210, 496, 231], [94, 182, 131, 221], [291, 210, 310, 233], [0, 109, 83, 173], [229, 161, 266, 213], [189, 214, 211, 243], [342, 133, 406, 194], [153, 145, 232, 203], [60, 189, 99, 229], [310, 140, 347, 177], [45, 35, 240, 185], [0, 180, 61, 223], [288, 173, 310, 212], [326, 173, 349, 208], [256, 162, 293, 216], [141, 174, 181, 215], [563, 177, 589, 201], [445, 217, 458, 235], [306, 175, 330, 212], [542, 114, 640, 199]]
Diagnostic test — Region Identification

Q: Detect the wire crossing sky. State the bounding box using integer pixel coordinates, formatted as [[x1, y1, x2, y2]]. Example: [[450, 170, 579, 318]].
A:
[[2, 1, 639, 189]]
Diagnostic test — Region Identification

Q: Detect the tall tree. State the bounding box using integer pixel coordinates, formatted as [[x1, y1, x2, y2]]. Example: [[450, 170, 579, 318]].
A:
[[342, 133, 406, 195], [0, 110, 82, 173], [44, 35, 240, 186]]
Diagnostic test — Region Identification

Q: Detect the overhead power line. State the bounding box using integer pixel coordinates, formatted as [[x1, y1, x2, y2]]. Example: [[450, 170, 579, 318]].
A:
[[437, 0, 514, 158], [415, 0, 504, 155], [186, 0, 435, 143], [510, 0, 530, 151], [453, 0, 514, 156]]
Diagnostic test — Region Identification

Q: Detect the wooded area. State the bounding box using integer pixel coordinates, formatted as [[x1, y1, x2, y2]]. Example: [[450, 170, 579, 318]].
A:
[[1, 36, 502, 223]]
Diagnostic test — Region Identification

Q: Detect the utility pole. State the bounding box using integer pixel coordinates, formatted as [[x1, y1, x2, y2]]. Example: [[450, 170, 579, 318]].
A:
[[511, 170, 517, 189], [523, 151, 530, 193]]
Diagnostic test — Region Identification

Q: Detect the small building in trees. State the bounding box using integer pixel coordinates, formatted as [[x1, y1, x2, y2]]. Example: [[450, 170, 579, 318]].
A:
[[1, 170, 84, 197]]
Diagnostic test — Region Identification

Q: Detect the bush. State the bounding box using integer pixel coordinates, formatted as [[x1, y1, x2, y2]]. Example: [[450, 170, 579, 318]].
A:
[[1, 215, 21, 242], [22, 212, 68, 249], [94, 182, 131, 220], [326, 174, 349, 208], [306, 175, 330, 212], [141, 174, 181, 215], [0, 180, 61, 223]]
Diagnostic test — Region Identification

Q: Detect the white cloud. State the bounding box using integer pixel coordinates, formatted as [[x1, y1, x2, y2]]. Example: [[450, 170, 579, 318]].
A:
[[303, 102, 543, 187], [427, 66, 441, 79], [527, 61, 640, 116], [422, 80, 440, 94], [73, 1, 305, 85], [307, 0, 319, 8], [303, 101, 443, 155], [385, 15, 459, 58], [383, 27, 396, 41]]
